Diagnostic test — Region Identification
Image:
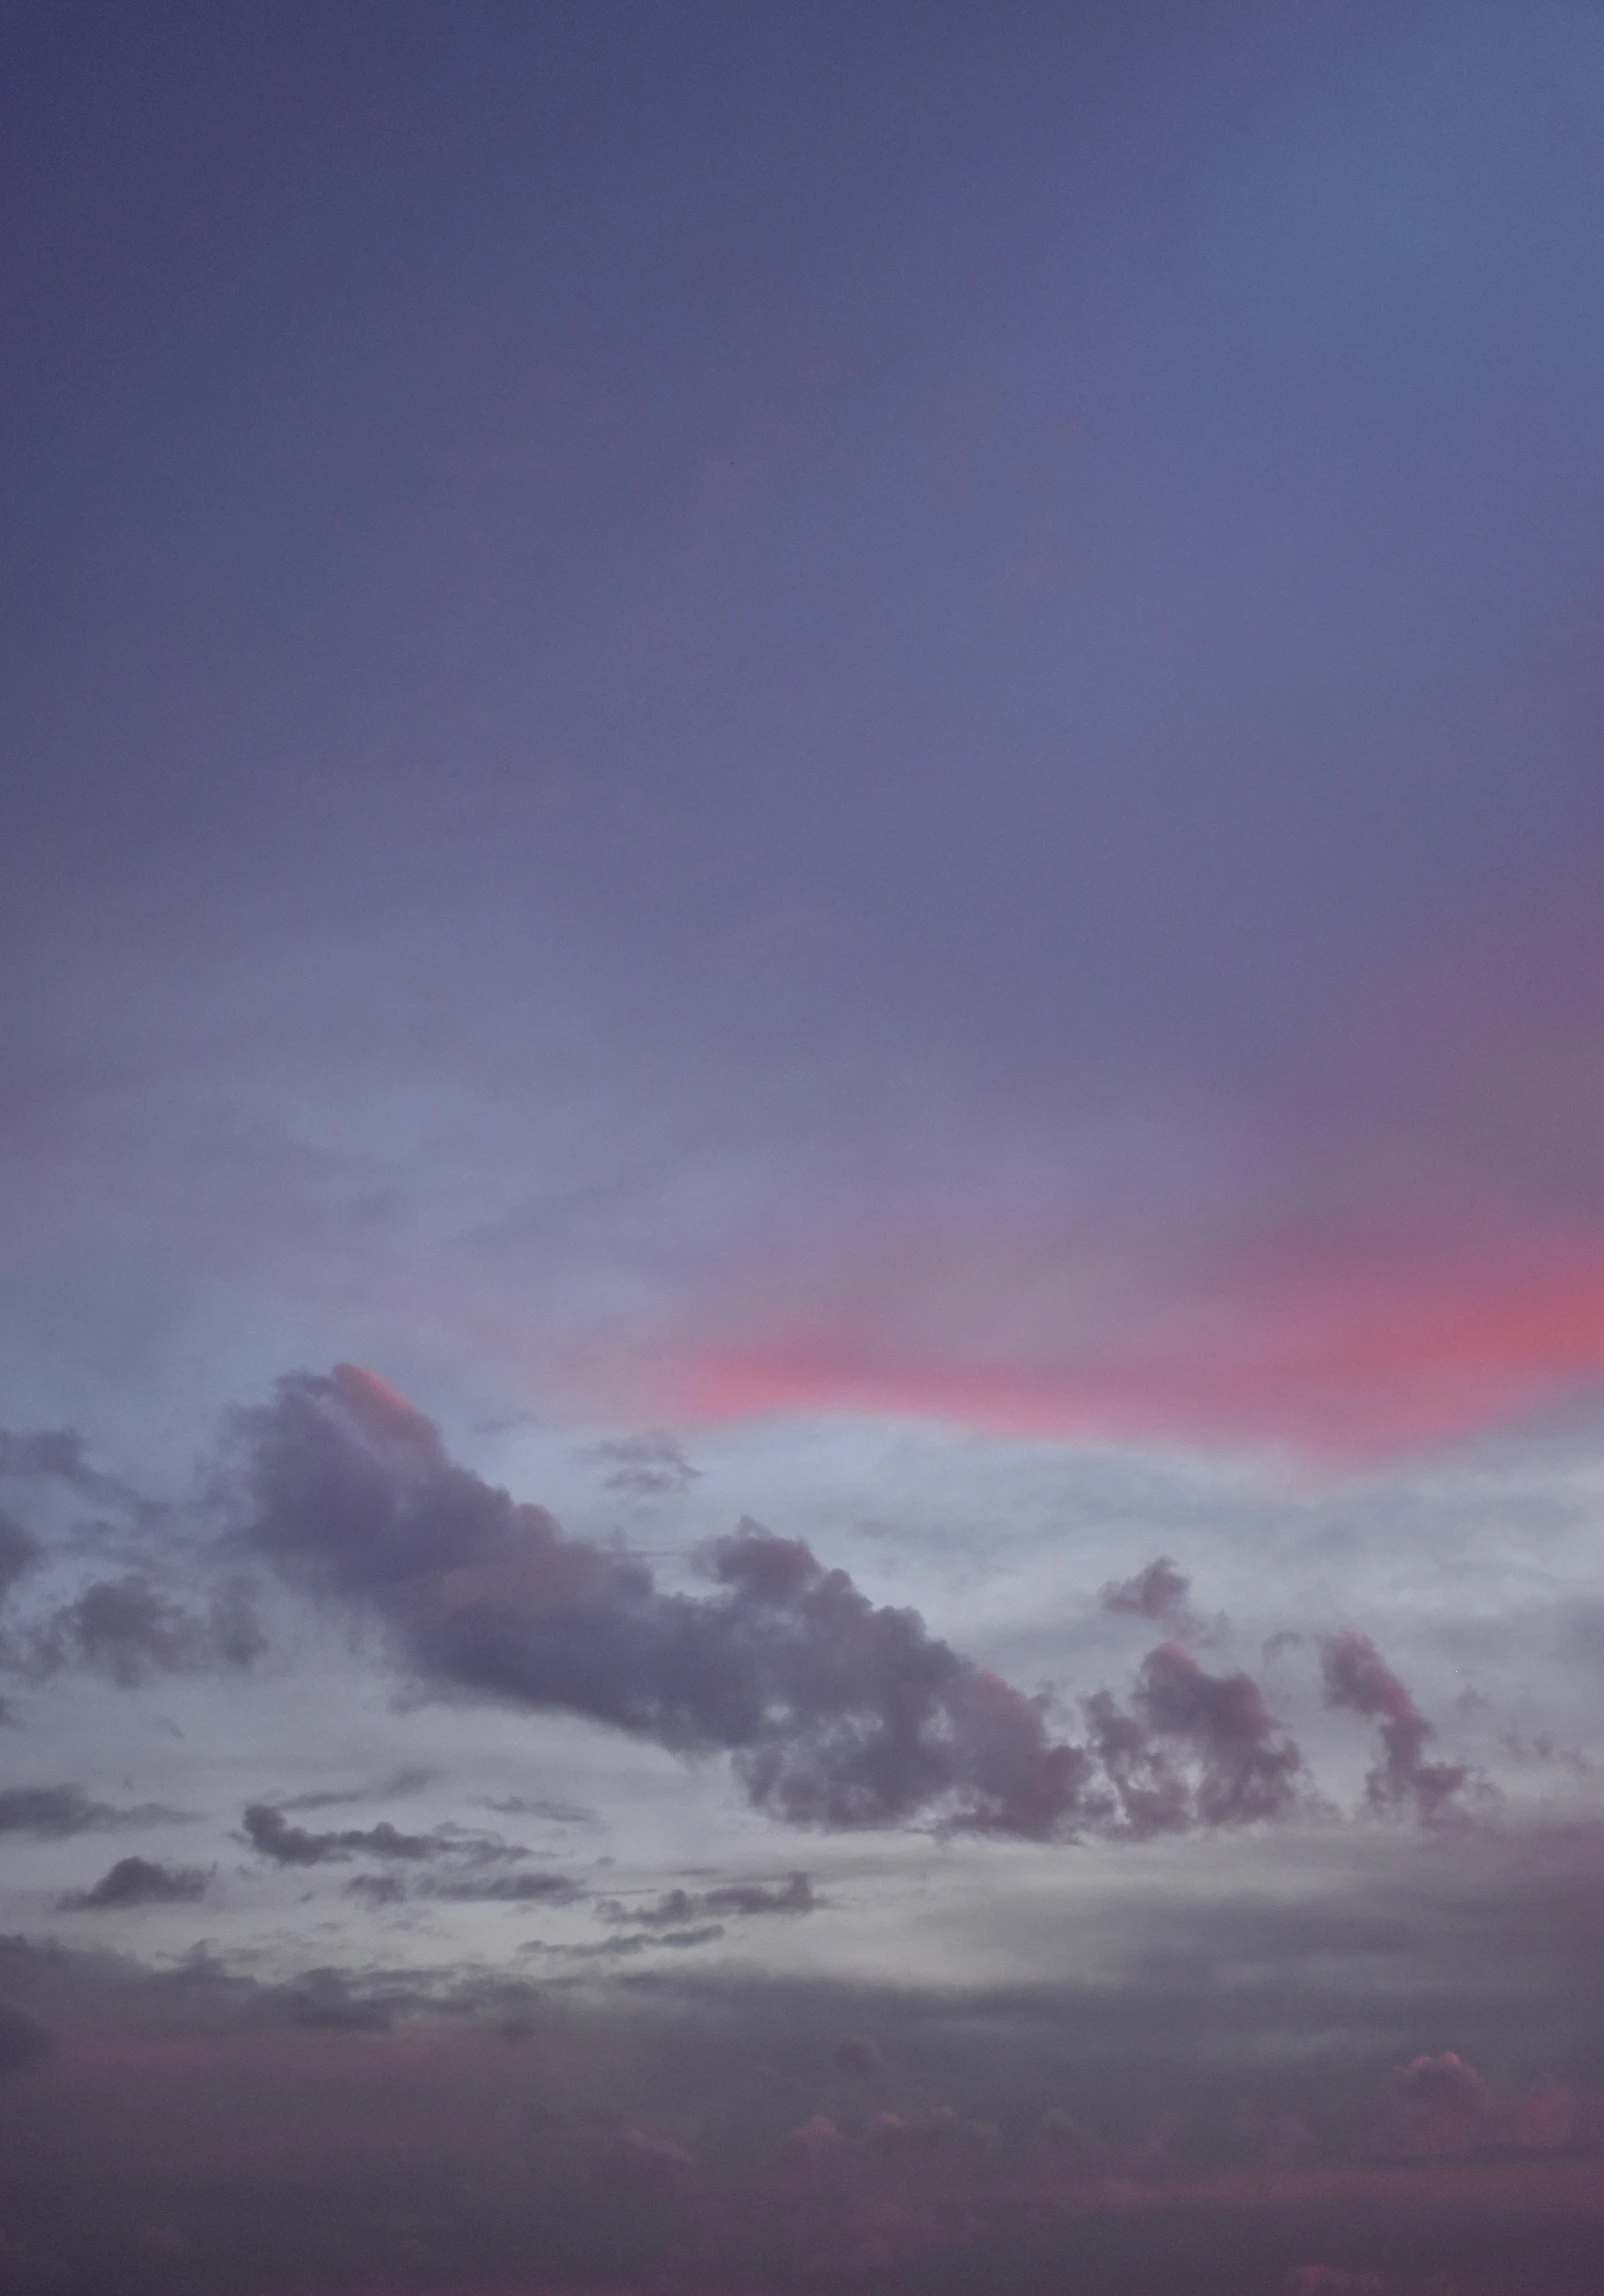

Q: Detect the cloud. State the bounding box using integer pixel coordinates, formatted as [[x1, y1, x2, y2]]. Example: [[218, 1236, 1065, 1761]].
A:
[[1135, 1644, 1308, 1825], [1081, 1687, 1193, 1838], [275, 1764, 436, 1811], [1321, 1633, 1477, 1823], [241, 1800, 529, 1873], [705, 1871, 817, 1917], [226, 1367, 1499, 1851], [1286, 2274, 1386, 2294], [0, 1840, 1598, 2296], [26, 1571, 263, 1687], [485, 1793, 598, 1823], [1101, 1554, 1193, 1624], [428, 1871, 581, 1904], [1082, 1644, 1308, 1836], [574, 1923, 726, 1957], [833, 2033, 886, 2080], [344, 1872, 407, 1906], [0, 2001, 51, 2078], [241, 1803, 449, 1866], [0, 1785, 180, 1837], [0, 1510, 40, 1605], [1503, 2084, 1578, 2151], [582, 1430, 701, 1496], [0, 1426, 127, 1502], [1384, 2053, 1494, 2157], [231, 1366, 1099, 1837], [57, 1856, 209, 1911], [602, 1872, 817, 1927]]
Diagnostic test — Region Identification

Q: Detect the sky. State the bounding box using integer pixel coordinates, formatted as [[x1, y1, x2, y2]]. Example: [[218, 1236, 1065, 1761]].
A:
[[2, 2, 1604, 2290]]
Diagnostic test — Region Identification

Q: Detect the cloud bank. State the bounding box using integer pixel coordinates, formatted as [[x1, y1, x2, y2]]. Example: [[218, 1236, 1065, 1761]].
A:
[[211, 1367, 1491, 1847]]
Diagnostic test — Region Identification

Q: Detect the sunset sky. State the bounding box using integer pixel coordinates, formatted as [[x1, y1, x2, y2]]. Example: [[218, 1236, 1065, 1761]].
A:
[[3, 5, 1604, 2293]]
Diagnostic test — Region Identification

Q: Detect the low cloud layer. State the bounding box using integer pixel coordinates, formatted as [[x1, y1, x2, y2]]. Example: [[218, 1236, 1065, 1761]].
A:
[[0, 1864, 1600, 2296]]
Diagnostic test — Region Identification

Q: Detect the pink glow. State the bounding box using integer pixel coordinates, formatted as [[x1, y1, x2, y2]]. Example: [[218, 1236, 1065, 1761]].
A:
[[649, 1235, 1604, 1459]]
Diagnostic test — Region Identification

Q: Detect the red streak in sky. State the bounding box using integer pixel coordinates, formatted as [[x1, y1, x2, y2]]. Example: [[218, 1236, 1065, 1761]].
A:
[[656, 1244, 1604, 1460]]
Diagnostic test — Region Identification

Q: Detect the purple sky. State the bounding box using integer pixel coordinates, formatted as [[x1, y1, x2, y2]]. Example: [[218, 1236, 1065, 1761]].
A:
[[3, 6, 1604, 2293]]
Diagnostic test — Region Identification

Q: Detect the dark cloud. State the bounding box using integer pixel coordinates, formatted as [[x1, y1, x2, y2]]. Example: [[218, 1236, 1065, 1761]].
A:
[[833, 2033, 886, 2080], [602, 1872, 817, 1927], [275, 1764, 436, 1811], [579, 1922, 726, 1956], [27, 1571, 263, 1687], [1134, 1644, 1308, 1826], [706, 1871, 817, 1917], [241, 1803, 447, 1866], [1101, 1555, 1193, 1624], [0, 1427, 121, 1500], [232, 1367, 1098, 1837], [275, 1966, 408, 2032], [583, 1429, 701, 1496], [227, 1369, 1448, 1849], [0, 1510, 40, 1604], [0, 1785, 178, 1838], [0, 2000, 51, 2078], [427, 1871, 580, 1904], [1083, 1644, 1309, 1836], [1082, 1687, 1193, 1838], [0, 1822, 1601, 2296], [1382, 2052, 1494, 2158], [1321, 1633, 1477, 1823], [345, 1872, 407, 1906], [57, 1856, 209, 1911], [484, 1793, 598, 1824], [241, 1800, 526, 1873]]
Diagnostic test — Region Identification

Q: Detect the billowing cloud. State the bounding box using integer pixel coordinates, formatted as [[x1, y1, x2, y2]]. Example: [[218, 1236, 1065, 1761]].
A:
[[221, 1367, 1359, 1847], [1134, 1643, 1307, 1826], [232, 1366, 1098, 1837], [1321, 1633, 1476, 1823], [1082, 1643, 1309, 1837]]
